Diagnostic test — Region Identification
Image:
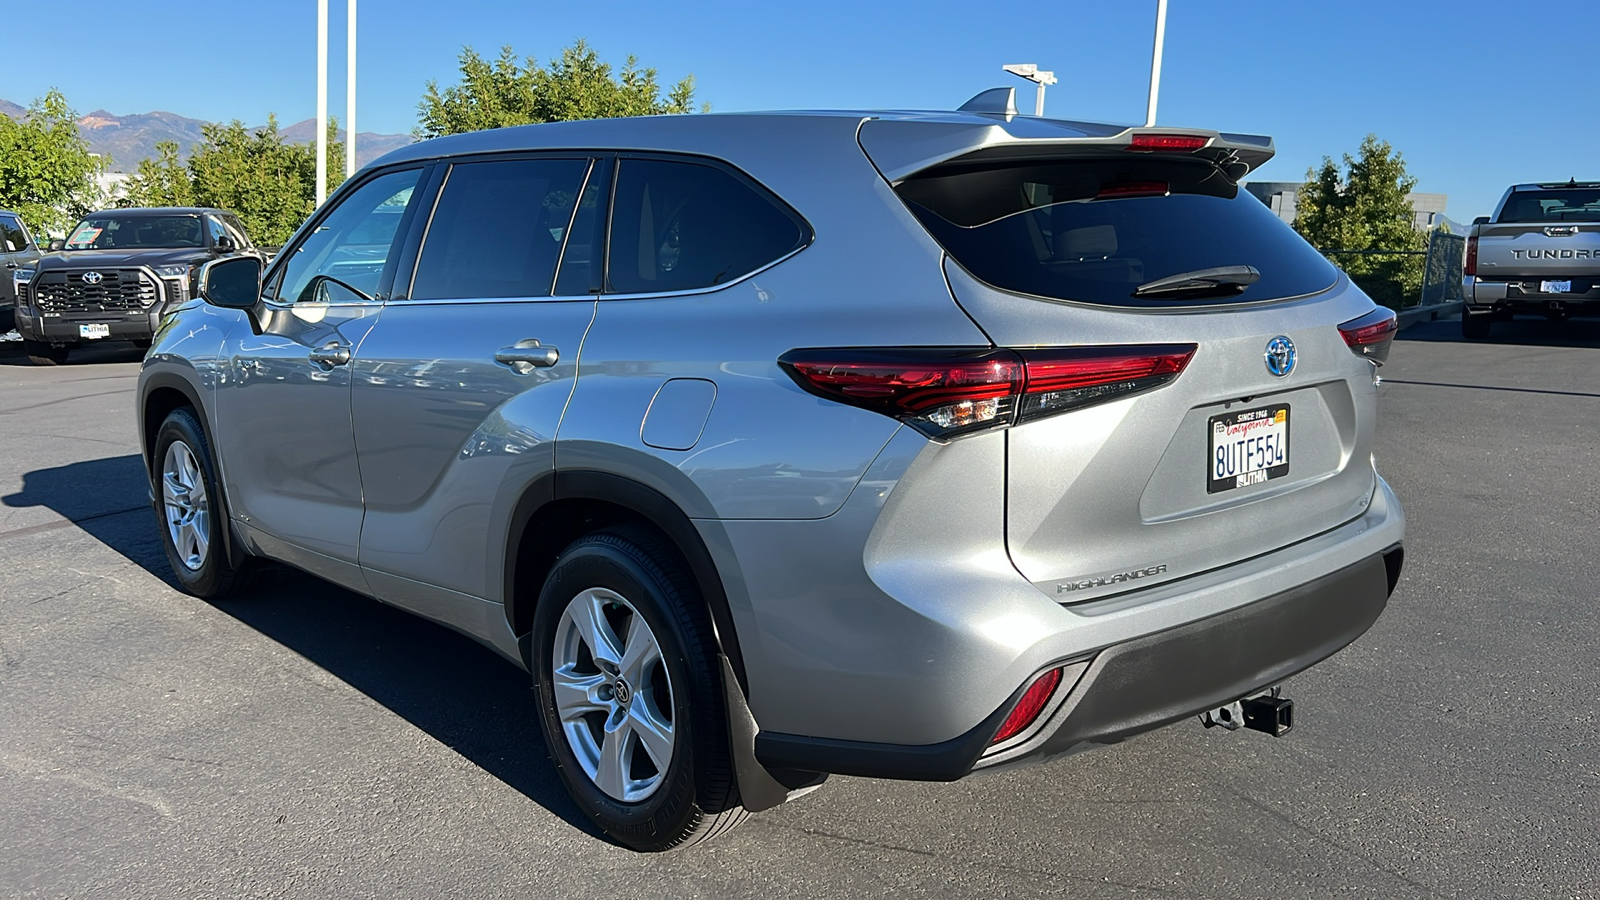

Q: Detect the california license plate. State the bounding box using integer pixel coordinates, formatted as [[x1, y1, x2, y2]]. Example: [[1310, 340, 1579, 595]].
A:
[[1208, 404, 1290, 493], [79, 323, 111, 339], [1541, 280, 1572, 294]]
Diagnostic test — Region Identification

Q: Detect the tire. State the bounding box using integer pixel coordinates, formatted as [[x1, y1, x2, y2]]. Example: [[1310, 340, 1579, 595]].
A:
[[531, 526, 746, 851], [152, 407, 248, 599], [23, 340, 68, 365], [1461, 312, 1493, 340]]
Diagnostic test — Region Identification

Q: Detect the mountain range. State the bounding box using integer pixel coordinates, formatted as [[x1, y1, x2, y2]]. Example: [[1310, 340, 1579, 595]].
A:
[[2, 100, 414, 172]]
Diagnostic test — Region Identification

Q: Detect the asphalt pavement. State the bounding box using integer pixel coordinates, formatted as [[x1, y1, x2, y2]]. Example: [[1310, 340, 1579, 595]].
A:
[[2, 318, 1597, 899]]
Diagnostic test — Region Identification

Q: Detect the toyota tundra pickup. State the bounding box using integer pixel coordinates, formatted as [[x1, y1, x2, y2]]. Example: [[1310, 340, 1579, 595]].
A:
[[1462, 180, 1600, 339], [13, 207, 259, 365]]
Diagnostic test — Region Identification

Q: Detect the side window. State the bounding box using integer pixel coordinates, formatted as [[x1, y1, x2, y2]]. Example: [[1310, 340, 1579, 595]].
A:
[[606, 159, 806, 294], [553, 157, 613, 296], [276, 168, 422, 303], [223, 215, 251, 247], [410, 157, 590, 301], [206, 216, 229, 246], [0, 215, 30, 253]]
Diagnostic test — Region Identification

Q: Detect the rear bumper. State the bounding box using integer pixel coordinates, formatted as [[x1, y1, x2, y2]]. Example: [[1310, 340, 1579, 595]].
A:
[[1468, 278, 1600, 315], [756, 546, 1399, 781], [15, 307, 161, 344]]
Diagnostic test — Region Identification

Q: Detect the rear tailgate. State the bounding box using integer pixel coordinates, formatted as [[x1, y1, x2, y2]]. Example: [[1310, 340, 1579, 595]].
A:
[[863, 123, 1385, 601], [1474, 222, 1600, 280]]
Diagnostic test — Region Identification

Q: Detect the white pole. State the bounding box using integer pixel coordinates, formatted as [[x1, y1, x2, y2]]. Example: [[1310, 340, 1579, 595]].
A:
[[346, 0, 356, 180], [1145, 0, 1168, 127], [316, 0, 328, 206], [1034, 83, 1045, 117]]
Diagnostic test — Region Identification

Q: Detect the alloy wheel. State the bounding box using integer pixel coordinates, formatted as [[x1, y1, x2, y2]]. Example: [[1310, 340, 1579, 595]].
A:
[[162, 441, 210, 571]]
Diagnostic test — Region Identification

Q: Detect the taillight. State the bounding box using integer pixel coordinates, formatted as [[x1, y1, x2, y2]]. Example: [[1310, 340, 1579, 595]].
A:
[[1128, 133, 1210, 152], [1338, 307, 1398, 365], [1096, 180, 1170, 199], [779, 344, 1197, 439], [1465, 234, 1478, 277], [991, 667, 1064, 745]]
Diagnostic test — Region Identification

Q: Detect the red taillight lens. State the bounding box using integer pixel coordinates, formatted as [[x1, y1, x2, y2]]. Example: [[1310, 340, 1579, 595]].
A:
[[1128, 133, 1210, 152], [1465, 235, 1478, 277], [779, 344, 1197, 439], [992, 667, 1064, 745], [1096, 180, 1170, 199], [1338, 307, 1398, 365]]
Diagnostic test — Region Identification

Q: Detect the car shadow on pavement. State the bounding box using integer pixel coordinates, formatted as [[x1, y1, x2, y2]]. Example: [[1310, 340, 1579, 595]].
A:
[[3, 453, 598, 841], [1399, 316, 1600, 348]]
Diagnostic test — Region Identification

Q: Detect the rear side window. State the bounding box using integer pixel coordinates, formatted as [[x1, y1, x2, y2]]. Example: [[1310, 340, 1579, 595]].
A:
[[1498, 189, 1600, 223], [411, 157, 590, 301], [897, 157, 1339, 307], [606, 158, 806, 294]]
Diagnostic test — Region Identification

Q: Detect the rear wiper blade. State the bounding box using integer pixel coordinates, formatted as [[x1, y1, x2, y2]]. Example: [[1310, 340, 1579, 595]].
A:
[[1133, 265, 1260, 297]]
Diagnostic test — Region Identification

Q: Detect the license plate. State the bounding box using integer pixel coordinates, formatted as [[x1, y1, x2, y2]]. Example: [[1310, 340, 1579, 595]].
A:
[[1208, 404, 1290, 493], [79, 323, 111, 339], [1541, 280, 1572, 294]]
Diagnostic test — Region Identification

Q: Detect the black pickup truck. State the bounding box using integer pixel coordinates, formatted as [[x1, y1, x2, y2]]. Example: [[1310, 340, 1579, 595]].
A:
[[13, 207, 260, 365]]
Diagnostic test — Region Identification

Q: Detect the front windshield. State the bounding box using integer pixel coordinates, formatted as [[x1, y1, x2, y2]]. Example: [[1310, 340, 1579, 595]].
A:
[[64, 215, 205, 250]]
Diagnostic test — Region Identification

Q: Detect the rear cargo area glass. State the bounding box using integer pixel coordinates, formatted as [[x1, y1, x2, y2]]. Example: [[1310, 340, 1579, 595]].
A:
[[897, 157, 1338, 307], [1496, 189, 1600, 223]]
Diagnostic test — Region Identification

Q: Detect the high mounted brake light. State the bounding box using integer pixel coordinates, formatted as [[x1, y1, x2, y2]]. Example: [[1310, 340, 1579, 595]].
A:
[[1129, 133, 1210, 152], [778, 344, 1197, 440], [1338, 307, 1398, 365], [1096, 180, 1170, 199]]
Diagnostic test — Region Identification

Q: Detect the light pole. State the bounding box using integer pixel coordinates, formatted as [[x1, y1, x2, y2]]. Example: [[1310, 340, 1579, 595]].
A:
[[1002, 63, 1058, 117], [347, 0, 356, 180], [316, 0, 328, 206], [1145, 0, 1169, 127]]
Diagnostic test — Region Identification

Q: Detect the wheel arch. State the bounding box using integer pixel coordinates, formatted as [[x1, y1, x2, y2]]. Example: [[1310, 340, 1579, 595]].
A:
[[504, 470, 749, 696], [140, 371, 247, 568]]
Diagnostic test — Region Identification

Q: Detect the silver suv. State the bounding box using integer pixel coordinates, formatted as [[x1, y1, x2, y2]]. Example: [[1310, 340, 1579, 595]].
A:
[[137, 94, 1406, 851]]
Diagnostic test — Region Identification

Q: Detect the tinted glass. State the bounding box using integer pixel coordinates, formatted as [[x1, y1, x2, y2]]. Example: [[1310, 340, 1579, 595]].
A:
[[207, 217, 229, 245], [0, 215, 25, 253], [276, 168, 421, 303], [553, 157, 613, 296], [607, 159, 805, 294], [1498, 189, 1600, 223], [897, 157, 1340, 307], [410, 158, 589, 301], [65, 215, 205, 250]]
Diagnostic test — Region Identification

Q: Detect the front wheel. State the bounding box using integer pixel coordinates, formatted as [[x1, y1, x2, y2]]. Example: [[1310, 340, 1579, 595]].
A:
[[531, 528, 745, 851], [152, 407, 248, 599], [22, 340, 68, 365]]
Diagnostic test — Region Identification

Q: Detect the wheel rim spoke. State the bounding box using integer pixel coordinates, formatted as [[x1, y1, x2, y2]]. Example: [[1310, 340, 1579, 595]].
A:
[[552, 666, 609, 720], [595, 724, 628, 798], [627, 704, 674, 770], [161, 441, 210, 572], [567, 591, 623, 668]]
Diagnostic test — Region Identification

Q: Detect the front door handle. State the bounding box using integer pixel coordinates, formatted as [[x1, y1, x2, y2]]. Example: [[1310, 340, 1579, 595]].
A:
[[308, 340, 352, 368], [495, 339, 559, 375]]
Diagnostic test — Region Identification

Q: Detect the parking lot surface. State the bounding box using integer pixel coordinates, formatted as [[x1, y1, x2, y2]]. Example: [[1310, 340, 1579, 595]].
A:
[[3, 319, 1598, 899]]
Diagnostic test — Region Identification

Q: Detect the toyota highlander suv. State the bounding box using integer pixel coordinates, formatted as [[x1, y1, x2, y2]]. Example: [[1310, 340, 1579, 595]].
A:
[[15, 207, 258, 364], [136, 90, 1406, 852]]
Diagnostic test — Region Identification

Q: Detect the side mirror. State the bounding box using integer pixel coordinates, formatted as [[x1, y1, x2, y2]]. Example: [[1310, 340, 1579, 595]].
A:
[[1474, 216, 1490, 226], [197, 256, 264, 309], [48, 239, 65, 252], [215, 234, 236, 253]]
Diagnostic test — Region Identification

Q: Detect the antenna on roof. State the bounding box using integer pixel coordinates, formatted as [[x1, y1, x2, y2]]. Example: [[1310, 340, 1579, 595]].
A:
[[957, 87, 1017, 118]]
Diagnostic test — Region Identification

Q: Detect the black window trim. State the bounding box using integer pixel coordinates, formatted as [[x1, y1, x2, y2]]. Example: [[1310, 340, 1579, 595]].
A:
[[598, 150, 814, 301]]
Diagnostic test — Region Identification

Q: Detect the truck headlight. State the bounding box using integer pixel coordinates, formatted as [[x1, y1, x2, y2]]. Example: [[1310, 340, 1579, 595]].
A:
[[12, 269, 33, 308], [153, 264, 191, 278], [152, 265, 191, 305]]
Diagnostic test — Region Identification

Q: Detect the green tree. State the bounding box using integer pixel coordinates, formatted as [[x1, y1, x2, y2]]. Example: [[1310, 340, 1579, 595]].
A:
[[185, 116, 345, 246], [120, 140, 195, 208], [1294, 134, 1426, 308], [417, 39, 701, 139], [0, 90, 107, 236]]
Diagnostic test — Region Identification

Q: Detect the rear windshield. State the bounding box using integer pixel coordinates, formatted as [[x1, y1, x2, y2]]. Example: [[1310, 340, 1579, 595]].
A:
[[1498, 189, 1600, 223], [897, 157, 1339, 307]]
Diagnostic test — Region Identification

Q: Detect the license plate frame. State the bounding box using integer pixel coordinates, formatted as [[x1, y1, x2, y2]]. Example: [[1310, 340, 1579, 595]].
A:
[[1207, 404, 1290, 494], [1541, 280, 1573, 294], [79, 323, 111, 340]]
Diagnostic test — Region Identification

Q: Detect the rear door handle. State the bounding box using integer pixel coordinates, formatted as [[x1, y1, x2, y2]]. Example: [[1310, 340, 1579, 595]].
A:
[[308, 340, 352, 368], [495, 339, 559, 374]]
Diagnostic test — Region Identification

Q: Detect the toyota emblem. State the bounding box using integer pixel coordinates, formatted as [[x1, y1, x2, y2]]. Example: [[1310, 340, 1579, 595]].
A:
[[1264, 336, 1296, 377], [81, 271, 103, 285]]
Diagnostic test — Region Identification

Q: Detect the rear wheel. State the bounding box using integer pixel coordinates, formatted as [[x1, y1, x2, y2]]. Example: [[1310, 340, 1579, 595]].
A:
[[23, 340, 68, 365], [531, 527, 745, 851], [153, 407, 249, 599], [1461, 312, 1493, 340]]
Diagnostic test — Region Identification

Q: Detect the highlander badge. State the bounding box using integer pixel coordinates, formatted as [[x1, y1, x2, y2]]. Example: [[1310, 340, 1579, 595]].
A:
[[1265, 335, 1295, 377]]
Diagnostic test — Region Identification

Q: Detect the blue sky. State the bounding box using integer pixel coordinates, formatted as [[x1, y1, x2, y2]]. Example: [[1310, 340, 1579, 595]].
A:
[[8, 0, 1595, 218]]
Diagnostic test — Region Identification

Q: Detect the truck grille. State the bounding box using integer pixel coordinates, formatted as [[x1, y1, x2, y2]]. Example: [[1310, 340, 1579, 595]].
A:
[[33, 269, 158, 313]]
